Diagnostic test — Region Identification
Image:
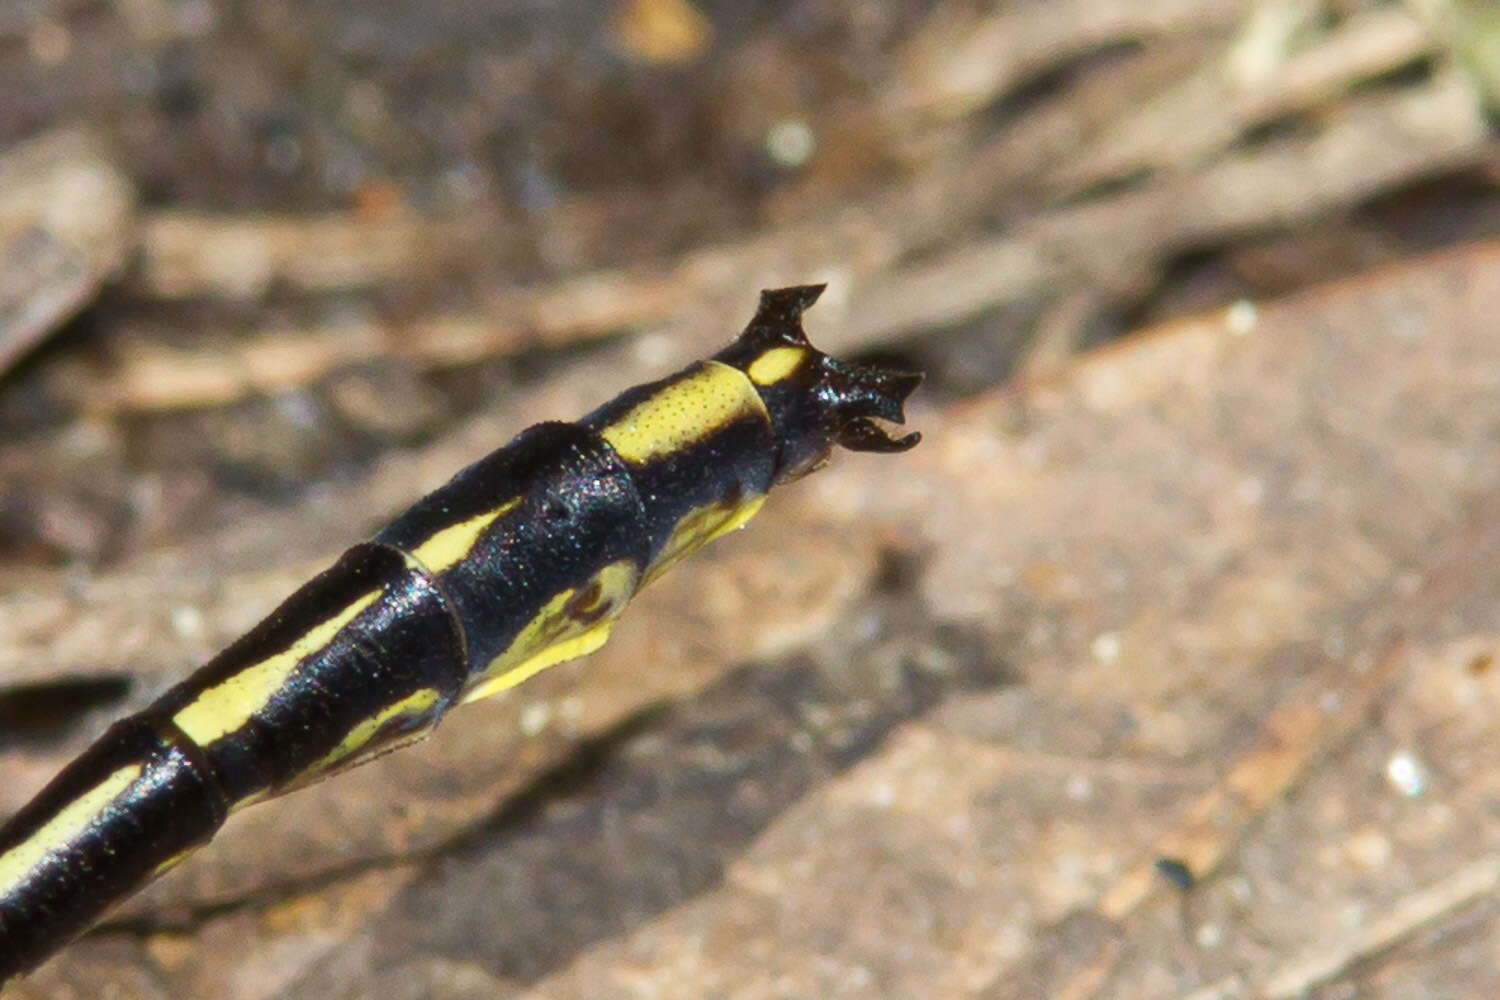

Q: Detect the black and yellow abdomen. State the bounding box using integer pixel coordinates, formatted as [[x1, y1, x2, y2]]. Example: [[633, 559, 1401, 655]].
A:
[[0, 285, 920, 982]]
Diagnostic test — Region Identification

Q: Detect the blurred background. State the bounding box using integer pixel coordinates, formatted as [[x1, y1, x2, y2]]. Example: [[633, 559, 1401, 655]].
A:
[[0, 0, 1495, 544], [2, 2, 1500, 997]]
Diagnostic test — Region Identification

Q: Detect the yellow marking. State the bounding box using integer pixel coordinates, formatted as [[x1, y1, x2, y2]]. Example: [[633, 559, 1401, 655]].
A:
[[308, 687, 443, 775], [462, 559, 639, 704], [408, 497, 521, 572], [173, 590, 381, 746], [600, 361, 768, 464], [643, 493, 767, 586], [463, 621, 614, 704], [746, 346, 806, 386], [0, 764, 142, 894], [153, 847, 195, 877], [229, 788, 268, 814]]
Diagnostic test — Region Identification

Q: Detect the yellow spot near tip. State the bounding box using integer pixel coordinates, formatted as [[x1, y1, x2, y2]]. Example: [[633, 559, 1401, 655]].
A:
[[0, 764, 142, 894], [308, 687, 443, 775], [173, 589, 381, 746], [408, 497, 521, 572], [746, 346, 805, 386], [601, 361, 768, 464], [462, 559, 639, 704]]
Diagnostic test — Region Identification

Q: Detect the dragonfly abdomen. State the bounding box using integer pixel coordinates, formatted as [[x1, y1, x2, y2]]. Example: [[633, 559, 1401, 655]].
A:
[[0, 285, 921, 981]]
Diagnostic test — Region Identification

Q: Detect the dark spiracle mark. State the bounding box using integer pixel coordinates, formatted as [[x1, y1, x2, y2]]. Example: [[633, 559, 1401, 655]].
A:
[[563, 580, 612, 626]]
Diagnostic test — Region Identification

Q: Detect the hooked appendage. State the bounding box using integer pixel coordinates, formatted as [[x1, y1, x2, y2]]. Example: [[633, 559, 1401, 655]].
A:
[[715, 284, 922, 482]]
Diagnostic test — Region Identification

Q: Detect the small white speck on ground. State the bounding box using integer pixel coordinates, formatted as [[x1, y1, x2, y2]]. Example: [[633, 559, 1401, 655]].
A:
[[765, 118, 816, 168], [171, 604, 205, 639], [1386, 750, 1427, 797], [1091, 631, 1122, 664], [519, 700, 552, 736], [1225, 299, 1258, 336]]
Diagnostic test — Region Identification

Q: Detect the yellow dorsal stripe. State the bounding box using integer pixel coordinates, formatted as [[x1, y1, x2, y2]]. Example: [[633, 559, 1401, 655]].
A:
[[600, 361, 767, 464], [173, 589, 381, 745], [407, 497, 521, 573], [0, 764, 142, 895]]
